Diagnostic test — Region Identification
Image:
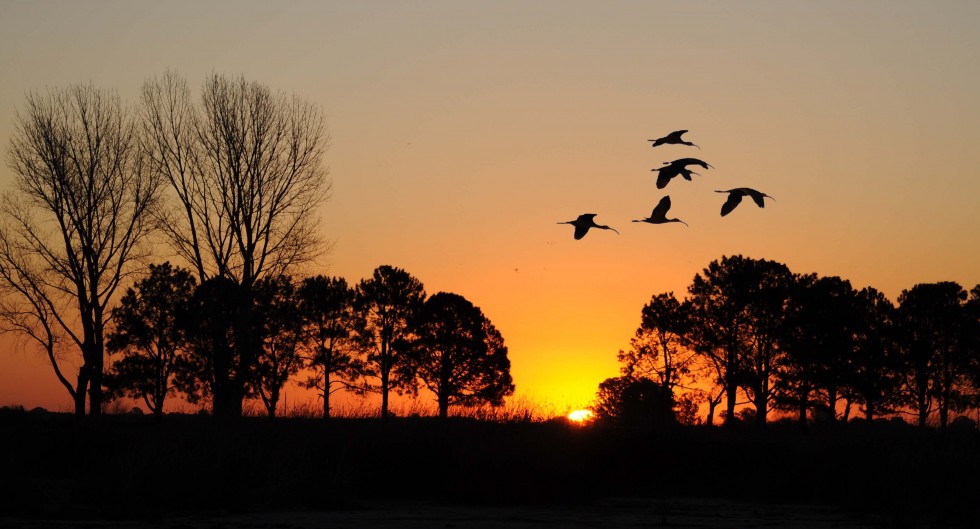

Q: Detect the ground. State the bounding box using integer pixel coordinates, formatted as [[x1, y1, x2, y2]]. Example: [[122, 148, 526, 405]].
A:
[[0, 498, 888, 529]]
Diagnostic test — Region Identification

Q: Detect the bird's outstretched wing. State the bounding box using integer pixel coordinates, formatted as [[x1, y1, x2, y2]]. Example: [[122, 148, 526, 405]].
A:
[[749, 191, 767, 208], [573, 225, 590, 240], [667, 130, 687, 141], [672, 157, 711, 169], [656, 171, 671, 189], [720, 193, 743, 216], [651, 196, 671, 219]]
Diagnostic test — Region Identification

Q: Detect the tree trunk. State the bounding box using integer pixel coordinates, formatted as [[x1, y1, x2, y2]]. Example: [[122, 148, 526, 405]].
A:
[[88, 342, 104, 417], [798, 390, 808, 430], [381, 369, 390, 418], [826, 384, 838, 423], [74, 370, 89, 416], [438, 391, 449, 419], [322, 380, 331, 420]]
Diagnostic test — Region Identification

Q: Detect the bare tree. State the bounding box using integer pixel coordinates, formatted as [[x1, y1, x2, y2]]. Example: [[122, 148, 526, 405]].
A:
[[141, 70, 330, 286], [0, 84, 160, 416], [140, 71, 330, 416]]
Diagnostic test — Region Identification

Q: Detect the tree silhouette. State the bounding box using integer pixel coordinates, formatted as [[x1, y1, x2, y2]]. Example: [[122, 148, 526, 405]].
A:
[[177, 277, 253, 416], [617, 292, 702, 421], [687, 255, 787, 427], [896, 282, 974, 428], [297, 275, 364, 419], [0, 84, 161, 416], [776, 274, 857, 428], [407, 292, 515, 418], [253, 275, 306, 418], [842, 286, 901, 422], [140, 71, 330, 417], [967, 286, 980, 410], [593, 376, 675, 427], [354, 265, 425, 418], [105, 262, 195, 419], [737, 258, 793, 427]]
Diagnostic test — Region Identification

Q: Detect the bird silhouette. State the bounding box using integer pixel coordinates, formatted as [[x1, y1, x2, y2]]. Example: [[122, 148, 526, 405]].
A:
[[665, 157, 713, 172], [651, 157, 713, 189], [633, 196, 688, 227], [558, 213, 620, 240], [715, 188, 774, 216], [648, 130, 700, 149]]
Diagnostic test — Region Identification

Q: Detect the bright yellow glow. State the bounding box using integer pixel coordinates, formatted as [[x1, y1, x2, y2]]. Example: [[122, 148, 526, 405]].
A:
[[567, 409, 594, 424]]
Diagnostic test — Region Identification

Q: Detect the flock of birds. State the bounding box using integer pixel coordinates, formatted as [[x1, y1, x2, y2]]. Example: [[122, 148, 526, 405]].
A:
[[558, 130, 774, 240]]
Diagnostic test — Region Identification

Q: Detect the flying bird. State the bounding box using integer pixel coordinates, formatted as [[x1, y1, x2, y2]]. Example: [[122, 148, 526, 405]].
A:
[[633, 196, 688, 227], [651, 158, 712, 189], [648, 130, 700, 149], [665, 157, 713, 172], [715, 188, 774, 217], [558, 213, 620, 240]]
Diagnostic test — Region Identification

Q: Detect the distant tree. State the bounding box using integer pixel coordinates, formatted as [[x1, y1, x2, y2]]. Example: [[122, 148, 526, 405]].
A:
[[297, 275, 364, 419], [842, 286, 901, 421], [140, 71, 330, 417], [617, 292, 702, 420], [0, 84, 161, 416], [176, 277, 253, 415], [687, 255, 790, 427], [966, 286, 980, 412], [105, 262, 196, 419], [408, 292, 514, 418], [252, 275, 306, 418], [775, 274, 857, 428], [354, 265, 425, 418], [896, 282, 974, 428], [593, 376, 675, 427], [737, 258, 793, 428]]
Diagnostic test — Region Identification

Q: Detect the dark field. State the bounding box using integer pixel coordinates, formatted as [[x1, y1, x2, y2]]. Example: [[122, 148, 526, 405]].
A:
[[0, 412, 977, 528]]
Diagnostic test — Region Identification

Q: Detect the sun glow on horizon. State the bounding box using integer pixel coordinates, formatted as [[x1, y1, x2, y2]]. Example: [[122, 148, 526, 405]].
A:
[[567, 409, 594, 425]]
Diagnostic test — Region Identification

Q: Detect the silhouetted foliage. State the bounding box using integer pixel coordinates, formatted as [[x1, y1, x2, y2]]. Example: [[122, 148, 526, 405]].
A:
[[843, 286, 901, 421], [617, 292, 704, 422], [177, 277, 253, 417], [593, 376, 675, 427], [407, 292, 515, 418], [686, 255, 791, 427], [297, 275, 364, 418], [105, 262, 196, 419], [737, 258, 793, 428], [252, 275, 306, 418], [775, 274, 857, 428], [354, 265, 426, 418], [0, 84, 161, 416], [967, 285, 980, 409], [613, 256, 980, 429], [896, 282, 975, 428], [140, 71, 330, 418]]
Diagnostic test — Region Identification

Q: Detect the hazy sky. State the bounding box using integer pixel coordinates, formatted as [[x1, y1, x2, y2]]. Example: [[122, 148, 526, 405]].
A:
[[2, 1, 979, 413]]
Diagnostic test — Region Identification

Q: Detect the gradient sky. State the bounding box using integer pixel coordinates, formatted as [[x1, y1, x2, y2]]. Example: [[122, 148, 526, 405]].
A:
[[1, 1, 979, 413]]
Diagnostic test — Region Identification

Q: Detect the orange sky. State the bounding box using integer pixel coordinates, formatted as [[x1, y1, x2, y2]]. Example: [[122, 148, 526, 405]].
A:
[[1, 1, 979, 413]]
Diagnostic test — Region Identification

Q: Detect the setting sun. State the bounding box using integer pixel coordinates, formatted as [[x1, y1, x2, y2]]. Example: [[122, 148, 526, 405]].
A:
[[567, 409, 595, 425]]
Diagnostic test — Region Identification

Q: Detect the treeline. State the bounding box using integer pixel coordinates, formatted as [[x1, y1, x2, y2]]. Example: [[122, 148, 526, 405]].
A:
[[596, 255, 980, 430], [0, 71, 513, 419], [106, 262, 513, 419]]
